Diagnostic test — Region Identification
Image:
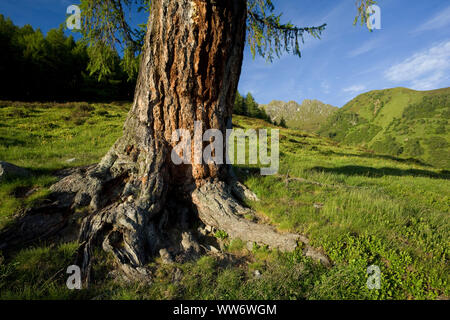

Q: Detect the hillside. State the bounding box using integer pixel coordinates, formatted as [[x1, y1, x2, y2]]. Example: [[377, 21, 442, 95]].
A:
[[261, 99, 338, 132], [318, 87, 450, 169], [0, 101, 448, 299]]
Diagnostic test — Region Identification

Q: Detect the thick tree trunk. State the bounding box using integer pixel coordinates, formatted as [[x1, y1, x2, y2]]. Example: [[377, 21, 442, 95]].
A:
[[128, 0, 247, 185], [1, 0, 318, 285], [49, 0, 252, 282], [70, 0, 252, 282]]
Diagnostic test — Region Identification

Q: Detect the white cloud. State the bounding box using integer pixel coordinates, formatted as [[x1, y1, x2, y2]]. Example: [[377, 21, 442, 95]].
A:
[[348, 38, 383, 57], [413, 6, 450, 33], [384, 40, 450, 90], [343, 85, 366, 94]]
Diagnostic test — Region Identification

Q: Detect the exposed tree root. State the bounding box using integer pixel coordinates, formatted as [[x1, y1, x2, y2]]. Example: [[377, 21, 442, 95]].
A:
[[192, 181, 302, 252], [0, 0, 334, 288], [0, 160, 330, 286]]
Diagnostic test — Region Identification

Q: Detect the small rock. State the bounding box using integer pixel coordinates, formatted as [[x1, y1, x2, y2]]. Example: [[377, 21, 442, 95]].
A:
[[181, 232, 201, 254], [159, 248, 174, 264], [313, 203, 324, 209], [0, 161, 30, 182], [205, 225, 214, 233], [66, 158, 76, 163], [197, 226, 208, 236], [303, 245, 331, 267], [246, 241, 255, 251], [206, 245, 219, 253], [136, 267, 150, 276], [254, 270, 262, 278], [172, 268, 183, 283]]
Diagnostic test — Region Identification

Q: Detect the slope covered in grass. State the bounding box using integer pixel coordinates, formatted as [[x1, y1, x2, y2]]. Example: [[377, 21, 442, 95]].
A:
[[0, 101, 129, 229], [0, 102, 448, 299], [318, 87, 450, 169]]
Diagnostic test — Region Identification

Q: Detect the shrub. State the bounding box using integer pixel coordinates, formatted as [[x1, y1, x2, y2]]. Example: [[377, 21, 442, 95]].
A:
[[404, 139, 424, 157], [372, 135, 403, 156]]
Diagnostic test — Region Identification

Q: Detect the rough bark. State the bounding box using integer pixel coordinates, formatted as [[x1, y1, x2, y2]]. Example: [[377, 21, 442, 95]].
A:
[[48, 0, 254, 284], [0, 0, 329, 284]]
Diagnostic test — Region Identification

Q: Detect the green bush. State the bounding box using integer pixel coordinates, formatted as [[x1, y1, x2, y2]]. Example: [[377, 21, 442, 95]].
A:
[[372, 135, 403, 156], [404, 139, 424, 157]]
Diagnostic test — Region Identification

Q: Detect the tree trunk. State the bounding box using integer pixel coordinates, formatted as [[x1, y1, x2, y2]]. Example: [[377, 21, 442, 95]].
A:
[[1, 0, 310, 284]]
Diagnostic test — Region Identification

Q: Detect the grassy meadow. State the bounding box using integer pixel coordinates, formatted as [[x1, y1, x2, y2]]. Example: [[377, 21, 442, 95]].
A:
[[319, 87, 450, 169], [0, 101, 448, 300]]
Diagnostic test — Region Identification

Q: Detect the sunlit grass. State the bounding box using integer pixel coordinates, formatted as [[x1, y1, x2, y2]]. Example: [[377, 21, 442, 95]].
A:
[[0, 103, 448, 300]]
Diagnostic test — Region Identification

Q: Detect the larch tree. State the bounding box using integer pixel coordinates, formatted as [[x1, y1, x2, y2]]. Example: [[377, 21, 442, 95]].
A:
[[245, 92, 259, 117], [0, 0, 376, 284], [234, 92, 245, 115]]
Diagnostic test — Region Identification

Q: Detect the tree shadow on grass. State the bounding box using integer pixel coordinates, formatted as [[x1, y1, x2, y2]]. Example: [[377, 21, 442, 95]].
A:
[[232, 165, 262, 181], [310, 165, 450, 180], [318, 149, 431, 167], [0, 137, 26, 147]]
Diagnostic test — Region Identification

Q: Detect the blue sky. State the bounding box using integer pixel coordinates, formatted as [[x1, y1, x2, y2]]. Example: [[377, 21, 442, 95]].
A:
[[1, 0, 449, 107]]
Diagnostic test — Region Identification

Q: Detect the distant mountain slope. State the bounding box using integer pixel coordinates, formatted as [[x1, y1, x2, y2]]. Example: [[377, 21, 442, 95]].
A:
[[261, 99, 338, 132], [318, 87, 450, 169]]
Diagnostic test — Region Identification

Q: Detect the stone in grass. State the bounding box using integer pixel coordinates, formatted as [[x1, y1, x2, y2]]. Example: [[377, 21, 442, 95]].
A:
[[246, 241, 255, 251], [0, 161, 30, 182], [159, 248, 174, 264], [303, 245, 331, 267], [206, 245, 220, 253], [313, 203, 324, 209]]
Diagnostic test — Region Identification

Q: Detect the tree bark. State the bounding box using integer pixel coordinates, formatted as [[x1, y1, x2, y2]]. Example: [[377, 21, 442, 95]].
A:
[[50, 0, 253, 283], [1, 0, 312, 284]]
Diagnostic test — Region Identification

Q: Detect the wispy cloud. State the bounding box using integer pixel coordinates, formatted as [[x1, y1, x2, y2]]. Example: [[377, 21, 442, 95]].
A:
[[343, 85, 366, 94], [348, 38, 383, 57], [413, 6, 450, 33], [384, 40, 450, 90]]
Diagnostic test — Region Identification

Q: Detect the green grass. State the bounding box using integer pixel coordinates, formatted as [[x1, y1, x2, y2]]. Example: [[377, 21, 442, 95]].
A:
[[0, 100, 128, 230], [0, 101, 128, 170], [239, 119, 449, 299], [318, 87, 450, 168], [0, 242, 81, 299], [0, 102, 448, 300], [0, 175, 55, 230]]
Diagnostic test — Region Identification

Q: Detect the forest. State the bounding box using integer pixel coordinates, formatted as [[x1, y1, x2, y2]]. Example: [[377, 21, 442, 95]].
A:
[[0, 14, 135, 101]]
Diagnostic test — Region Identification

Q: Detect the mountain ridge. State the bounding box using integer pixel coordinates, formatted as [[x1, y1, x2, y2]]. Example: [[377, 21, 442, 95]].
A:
[[318, 86, 450, 168], [260, 99, 338, 132]]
